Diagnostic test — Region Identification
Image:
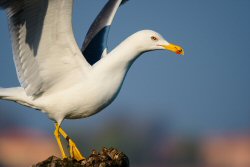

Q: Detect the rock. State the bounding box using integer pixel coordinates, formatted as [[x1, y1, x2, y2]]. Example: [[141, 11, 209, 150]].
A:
[[33, 147, 129, 167]]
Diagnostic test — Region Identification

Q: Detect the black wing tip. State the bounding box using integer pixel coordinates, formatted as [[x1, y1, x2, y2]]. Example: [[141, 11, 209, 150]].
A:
[[121, 0, 129, 6], [0, 0, 14, 9], [0, 1, 7, 9]]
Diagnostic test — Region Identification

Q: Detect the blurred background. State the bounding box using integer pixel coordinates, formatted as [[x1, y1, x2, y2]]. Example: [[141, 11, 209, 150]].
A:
[[1, 0, 250, 166]]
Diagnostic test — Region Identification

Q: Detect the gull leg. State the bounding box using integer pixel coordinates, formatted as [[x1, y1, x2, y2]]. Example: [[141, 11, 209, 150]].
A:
[[54, 123, 67, 159], [58, 126, 85, 161]]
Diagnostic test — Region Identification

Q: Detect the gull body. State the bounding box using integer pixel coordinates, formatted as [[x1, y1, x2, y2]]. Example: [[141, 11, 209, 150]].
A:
[[2, 30, 173, 124], [0, 0, 184, 160]]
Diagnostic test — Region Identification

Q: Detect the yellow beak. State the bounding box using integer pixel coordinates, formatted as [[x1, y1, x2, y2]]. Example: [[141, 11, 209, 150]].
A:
[[162, 43, 184, 55]]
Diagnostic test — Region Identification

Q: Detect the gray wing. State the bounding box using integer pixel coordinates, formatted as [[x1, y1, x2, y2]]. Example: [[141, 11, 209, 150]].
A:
[[81, 0, 128, 65], [1, 0, 90, 97]]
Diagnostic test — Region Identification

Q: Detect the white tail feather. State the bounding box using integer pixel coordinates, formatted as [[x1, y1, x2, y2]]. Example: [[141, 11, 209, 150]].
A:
[[0, 87, 37, 109]]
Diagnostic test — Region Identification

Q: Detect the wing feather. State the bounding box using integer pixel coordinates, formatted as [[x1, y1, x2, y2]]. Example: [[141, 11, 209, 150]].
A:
[[1, 0, 90, 97], [82, 0, 129, 65]]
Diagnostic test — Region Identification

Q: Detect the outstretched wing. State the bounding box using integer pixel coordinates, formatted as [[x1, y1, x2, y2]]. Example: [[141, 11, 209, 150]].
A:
[[1, 0, 90, 97], [81, 0, 128, 65]]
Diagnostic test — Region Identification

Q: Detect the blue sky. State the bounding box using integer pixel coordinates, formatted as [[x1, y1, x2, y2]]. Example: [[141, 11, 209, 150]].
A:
[[0, 0, 250, 135]]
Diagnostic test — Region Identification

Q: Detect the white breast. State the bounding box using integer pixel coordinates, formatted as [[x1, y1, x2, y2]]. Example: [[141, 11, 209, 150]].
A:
[[34, 67, 126, 121]]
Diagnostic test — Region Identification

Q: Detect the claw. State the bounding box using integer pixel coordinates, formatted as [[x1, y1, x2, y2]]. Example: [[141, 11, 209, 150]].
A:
[[69, 139, 85, 161]]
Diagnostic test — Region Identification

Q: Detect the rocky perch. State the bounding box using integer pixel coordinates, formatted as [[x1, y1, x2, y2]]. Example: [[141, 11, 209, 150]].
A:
[[33, 147, 129, 167]]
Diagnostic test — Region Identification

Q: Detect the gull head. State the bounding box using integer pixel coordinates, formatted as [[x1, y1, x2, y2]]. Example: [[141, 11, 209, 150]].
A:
[[131, 30, 184, 55]]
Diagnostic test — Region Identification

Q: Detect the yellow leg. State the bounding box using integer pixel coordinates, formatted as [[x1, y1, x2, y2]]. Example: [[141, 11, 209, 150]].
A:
[[54, 123, 67, 159], [58, 126, 85, 161]]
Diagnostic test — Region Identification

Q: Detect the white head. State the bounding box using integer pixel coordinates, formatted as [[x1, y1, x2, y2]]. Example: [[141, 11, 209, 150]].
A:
[[130, 30, 184, 55]]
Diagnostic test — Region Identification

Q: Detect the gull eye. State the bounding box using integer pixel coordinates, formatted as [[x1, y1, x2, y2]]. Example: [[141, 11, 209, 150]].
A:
[[151, 36, 158, 41]]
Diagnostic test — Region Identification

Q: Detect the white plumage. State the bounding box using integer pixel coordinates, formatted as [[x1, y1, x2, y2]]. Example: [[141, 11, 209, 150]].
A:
[[0, 0, 184, 160]]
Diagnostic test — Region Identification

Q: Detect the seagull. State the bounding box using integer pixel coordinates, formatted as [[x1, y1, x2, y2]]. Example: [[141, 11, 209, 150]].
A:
[[0, 0, 184, 160]]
